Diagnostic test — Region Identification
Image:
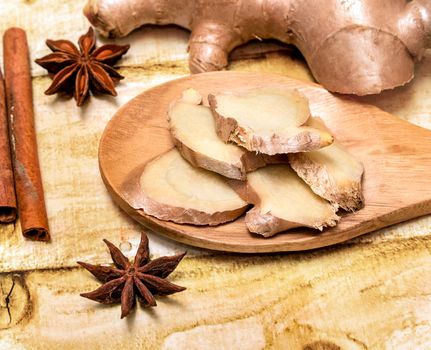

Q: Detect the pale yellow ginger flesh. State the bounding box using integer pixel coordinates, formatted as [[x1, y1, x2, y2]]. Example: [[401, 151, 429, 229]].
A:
[[169, 89, 288, 180], [180, 88, 203, 105], [289, 118, 364, 211], [231, 164, 339, 237], [139, 149, 248, 225], [169, 90, 247, 179], [209, 87, 333, 155], [213, 88, 310, 130]]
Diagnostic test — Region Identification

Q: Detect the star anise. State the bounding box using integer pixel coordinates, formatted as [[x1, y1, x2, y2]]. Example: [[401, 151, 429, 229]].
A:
[[77, 232, 186, 318], [35, 27, 130, 106]]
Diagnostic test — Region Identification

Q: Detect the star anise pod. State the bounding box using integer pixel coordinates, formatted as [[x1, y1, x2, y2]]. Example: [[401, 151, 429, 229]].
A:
[[35, 27, 130, 106], [77, 233, 186, 318]]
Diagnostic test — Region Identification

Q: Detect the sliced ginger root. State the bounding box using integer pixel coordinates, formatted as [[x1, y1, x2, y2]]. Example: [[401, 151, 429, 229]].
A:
[[289, 117, 364, 211], [139, 149, 248, 225], [229, 164, 339, 237], [141, 89, 362, 234], [169, 89, 289, 180], [209, 87, 333, 155]]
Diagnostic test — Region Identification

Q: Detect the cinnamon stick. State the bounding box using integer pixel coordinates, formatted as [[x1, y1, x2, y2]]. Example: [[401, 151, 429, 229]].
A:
[[0, 68, 16, 223], [3, 28, 50, 241]]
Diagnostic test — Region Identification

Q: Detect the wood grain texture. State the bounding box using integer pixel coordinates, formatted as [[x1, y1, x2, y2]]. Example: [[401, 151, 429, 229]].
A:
[[99, 71, 431, 252], [0, 0, 430, 348], [1, 237, 430, 349]]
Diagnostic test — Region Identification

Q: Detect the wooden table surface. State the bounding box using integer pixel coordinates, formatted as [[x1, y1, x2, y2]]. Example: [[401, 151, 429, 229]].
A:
[[0, 1, 430, 349]]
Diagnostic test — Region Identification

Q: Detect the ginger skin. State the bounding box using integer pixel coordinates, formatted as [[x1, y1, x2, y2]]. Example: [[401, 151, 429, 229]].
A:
[[84, 0, 431, 95]]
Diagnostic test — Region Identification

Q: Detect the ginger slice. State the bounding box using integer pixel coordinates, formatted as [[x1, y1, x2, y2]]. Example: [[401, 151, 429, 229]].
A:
[[169, 89, 288, 180], [229, 164, 339, 237], [139, 149, 248, 225], [289, 117, 364, 211], [208, 87, 333, 155]]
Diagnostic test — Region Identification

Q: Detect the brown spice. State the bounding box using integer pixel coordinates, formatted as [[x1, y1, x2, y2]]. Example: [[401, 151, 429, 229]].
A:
[[35, 27, 129, 106], [3, 27, 50, 241], [78, 232, 186, 318], [0, 68, 16, 223]]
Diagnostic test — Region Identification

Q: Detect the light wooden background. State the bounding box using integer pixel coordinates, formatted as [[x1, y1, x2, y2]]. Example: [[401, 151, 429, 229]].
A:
[[0, 1, 430, 349]]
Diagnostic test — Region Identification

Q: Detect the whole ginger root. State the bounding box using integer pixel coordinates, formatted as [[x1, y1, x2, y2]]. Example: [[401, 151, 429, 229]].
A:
[[84, 0, 431, 95]]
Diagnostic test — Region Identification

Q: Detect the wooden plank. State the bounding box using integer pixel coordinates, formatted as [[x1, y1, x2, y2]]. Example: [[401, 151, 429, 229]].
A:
[[1, 237, 430, 348], [0, 0, 430, 347]]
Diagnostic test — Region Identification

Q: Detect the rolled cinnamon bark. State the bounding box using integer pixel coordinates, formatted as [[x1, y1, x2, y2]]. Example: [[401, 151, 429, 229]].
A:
[[0, 68, 17, 223], [3, 28, 50, 241]]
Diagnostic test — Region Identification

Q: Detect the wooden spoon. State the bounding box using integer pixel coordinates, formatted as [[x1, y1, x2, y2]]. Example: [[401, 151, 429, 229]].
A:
[[99, 71, 431, 253]]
